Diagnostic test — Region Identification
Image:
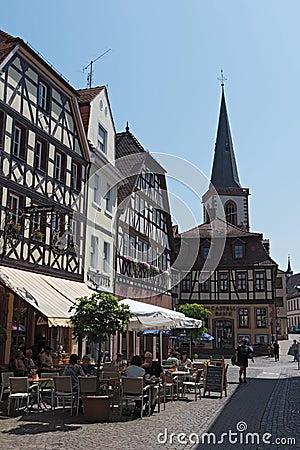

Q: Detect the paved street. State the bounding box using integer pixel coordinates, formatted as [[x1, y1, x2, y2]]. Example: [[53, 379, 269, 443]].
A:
[[0, 339, 299, 450]]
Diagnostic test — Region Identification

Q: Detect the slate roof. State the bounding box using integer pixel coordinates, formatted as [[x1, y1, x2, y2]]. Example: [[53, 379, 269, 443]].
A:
[[175, 218, 277, 269], [210, 88, 241, 189], [0, 30, 18, 64], [116, 129, 147, 206]]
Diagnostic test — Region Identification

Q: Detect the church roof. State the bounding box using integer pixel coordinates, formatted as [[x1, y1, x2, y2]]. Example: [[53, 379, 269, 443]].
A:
[[210, 88, 241, 189]]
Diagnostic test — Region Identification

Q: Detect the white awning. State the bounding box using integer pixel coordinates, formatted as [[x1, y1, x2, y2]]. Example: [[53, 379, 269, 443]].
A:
[[0, 266, 96, 327], [119, 298, 202, 331]]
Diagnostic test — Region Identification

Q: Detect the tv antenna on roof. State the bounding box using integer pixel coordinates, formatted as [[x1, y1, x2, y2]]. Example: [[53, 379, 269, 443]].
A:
[[83, 49, 111, 88]]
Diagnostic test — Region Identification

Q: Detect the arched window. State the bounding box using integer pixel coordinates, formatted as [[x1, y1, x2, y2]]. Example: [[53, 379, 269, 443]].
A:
[[225, 201, 237, 225]]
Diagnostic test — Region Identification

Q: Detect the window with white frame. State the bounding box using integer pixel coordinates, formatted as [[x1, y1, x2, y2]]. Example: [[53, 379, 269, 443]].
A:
[[93, 173, 101, 205], [237, 272, 247, 291], [90, 235, 99, 269], [234, 244, 244, 259], [103, 241, 110, 273], [123, 233, 129, 255], [54, 151, 62, 180], [219, 273, 229, 291], [105, 183, 113, 214], [256, 308, 267, 328], [97, 124, 107, 153], [13, 126, 22, 157], [9, 194, 20, 224], [239, 308, 249, 327], [255, 272, 265, 291], [38, 82, 48, 110]]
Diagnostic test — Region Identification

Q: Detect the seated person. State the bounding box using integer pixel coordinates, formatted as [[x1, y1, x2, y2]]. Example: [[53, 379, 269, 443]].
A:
[[179, 351, 192, 369], [81, 355, 96, 375], [39, 346, 54, 369], [24, 349, 37, 374], [110, 353, 124, 370], [14, 349, 28, 376], [142, 351, 163, 414], [165, 351, 180, 367], [63, 353, 85, 389], [125, 355, 146, 417]]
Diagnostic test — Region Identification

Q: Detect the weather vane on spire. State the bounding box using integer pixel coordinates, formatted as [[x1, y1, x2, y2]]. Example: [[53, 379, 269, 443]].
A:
[[218, 69, 227, 87]]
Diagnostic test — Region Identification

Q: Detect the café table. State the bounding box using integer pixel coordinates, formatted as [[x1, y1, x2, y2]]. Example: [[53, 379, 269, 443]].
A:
[[171, 371, 190, 399], [28, 377, 54, 411]]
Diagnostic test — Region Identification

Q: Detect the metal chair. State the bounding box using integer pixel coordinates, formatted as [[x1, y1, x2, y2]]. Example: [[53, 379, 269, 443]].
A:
[[39, 373, 58, 407], [52, 376, 76, 415], [162, 371, 175, 409], [76, 376, 97, 415], [120, 377, 151, 419], [0, 371, 14, 402], [182, 369, 204, 401], [7, 377, 36, 416]]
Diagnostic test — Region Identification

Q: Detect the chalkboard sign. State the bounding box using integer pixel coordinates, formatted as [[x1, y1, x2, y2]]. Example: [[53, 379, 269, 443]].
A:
[[203, 365, 225, 398]]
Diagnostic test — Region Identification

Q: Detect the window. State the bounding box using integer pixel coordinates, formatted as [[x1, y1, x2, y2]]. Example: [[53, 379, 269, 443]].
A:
[[51, 213, 62, 234], [103, 242, 110, 273], [0, 110, 3, 149], [225, 201, 237, 225], [239, 308, 249, 327], [203, 246, 210, 259], [219, 273, 229, 291], [256, 308, 267, 328], [12, 125, 26, 158], [129, 236, 136, 257], [35, 139, 47, 171], [275, 277, 283, 289], [71, 161, 81, 191], [90, 235, 99, 269], [8, 194, 20, 224], [98, 124, 107, 153], [181, 274, 191, 292], [234, 244, 243, 259], [200, 279, 210, 292], [275, 297, 283, 307], [236, 272, 247, 291], [38, 81, 50, 111], [105, 184, 113, 214], [255, 272, 265, 291], [54, 150, 65, 181], [93, 174, 101, 205], [123, 233, 129, 256]]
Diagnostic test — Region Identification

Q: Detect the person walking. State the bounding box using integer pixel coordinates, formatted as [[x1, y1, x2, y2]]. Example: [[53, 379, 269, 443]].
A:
[[235, 338, 254, 383], [291, 340, 299, 362], [273, 341, 280, 362]]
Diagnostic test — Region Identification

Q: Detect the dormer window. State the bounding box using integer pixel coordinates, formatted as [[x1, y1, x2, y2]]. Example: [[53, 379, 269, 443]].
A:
[[232, 239, 245, 259]]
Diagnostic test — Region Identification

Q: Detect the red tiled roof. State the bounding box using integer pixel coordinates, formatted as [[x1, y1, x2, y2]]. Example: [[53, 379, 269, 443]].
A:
[[0, 30, 18, 64], [77, 86, 105, 104]]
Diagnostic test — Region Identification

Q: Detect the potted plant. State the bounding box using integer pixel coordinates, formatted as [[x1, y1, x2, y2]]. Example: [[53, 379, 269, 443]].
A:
[[31, 229, 44, 241], [69, 292, 131, 422]]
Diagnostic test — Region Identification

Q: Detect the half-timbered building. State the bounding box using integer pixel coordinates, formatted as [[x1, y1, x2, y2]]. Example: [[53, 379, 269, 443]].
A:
[[175, 85, 282, 355], [115, 125, 174, 356], [77, 86, 120, 294], [0, 30, 92, 364]]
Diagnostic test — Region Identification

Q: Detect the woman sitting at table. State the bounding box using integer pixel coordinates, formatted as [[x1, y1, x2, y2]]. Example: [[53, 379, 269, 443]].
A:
[[64, 353, 85, 390], [81, 355, 96, 376], [14, 349, 28, 376], [179, 351, 192, 369]]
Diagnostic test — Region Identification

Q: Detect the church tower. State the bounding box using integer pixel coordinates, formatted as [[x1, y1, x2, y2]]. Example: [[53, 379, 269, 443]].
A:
[[202, 78, 250, 230]]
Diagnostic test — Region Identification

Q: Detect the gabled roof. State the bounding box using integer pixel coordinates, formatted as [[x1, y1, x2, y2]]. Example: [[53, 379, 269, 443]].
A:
[[0, 30, 18, 64], [116, 127, 147, 205], [178, 217, 260, 239], [77, 86, 105, 104], [210, 88, 241, 189]]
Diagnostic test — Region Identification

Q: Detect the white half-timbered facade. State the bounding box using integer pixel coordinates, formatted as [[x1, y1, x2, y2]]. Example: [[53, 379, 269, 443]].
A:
[[77, 86, 119, 293], [0, 30, 89, 279]]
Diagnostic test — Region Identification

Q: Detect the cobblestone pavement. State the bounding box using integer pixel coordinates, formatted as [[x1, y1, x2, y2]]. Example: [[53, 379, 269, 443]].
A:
[[0, 340, 299, 450]]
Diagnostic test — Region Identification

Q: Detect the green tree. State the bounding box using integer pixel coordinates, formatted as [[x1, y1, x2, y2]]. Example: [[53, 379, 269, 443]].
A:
[[69, 292, 131, 392], [178, 303, 211, 355]]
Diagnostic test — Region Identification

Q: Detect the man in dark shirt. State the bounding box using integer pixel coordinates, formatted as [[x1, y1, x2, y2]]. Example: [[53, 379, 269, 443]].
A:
[[235, 338, 254, 383]]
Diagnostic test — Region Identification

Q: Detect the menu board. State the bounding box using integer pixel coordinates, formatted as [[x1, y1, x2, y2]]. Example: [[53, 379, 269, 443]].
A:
[[203, 365, 225, 398]]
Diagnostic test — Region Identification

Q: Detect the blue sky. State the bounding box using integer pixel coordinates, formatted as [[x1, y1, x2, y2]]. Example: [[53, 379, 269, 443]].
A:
[[2, 1, 300, 272]]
